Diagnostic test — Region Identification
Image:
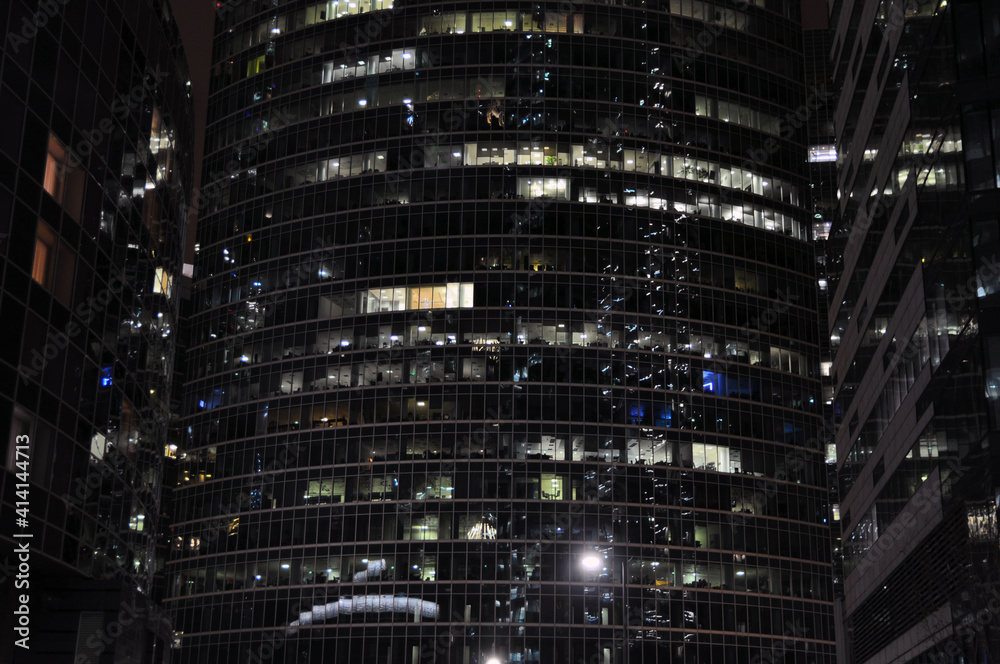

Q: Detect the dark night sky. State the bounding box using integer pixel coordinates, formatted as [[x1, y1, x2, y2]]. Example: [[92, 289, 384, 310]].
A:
[[801, 0, 829, 30], [169, 0, 213, 263]]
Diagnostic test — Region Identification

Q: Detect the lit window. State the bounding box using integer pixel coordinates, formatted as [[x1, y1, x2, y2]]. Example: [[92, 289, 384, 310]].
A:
[[44, 135, 68, 201], [89, 432, 108, 461], [150, 107, 173, 184], [32, 222, 56, 287], [247, 55, 266, 77], [402, 283, 475, 310], [153, 267, 174, 298], [808, 145, 838, 163], [32, 221, 75, 306], [43, 133, 84, 219]]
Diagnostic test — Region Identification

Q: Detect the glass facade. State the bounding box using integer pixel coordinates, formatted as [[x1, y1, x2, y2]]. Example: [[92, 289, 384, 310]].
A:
[[0, 0, 192, 661], [828, 0, 1000, 661], [168, 0, 835, 662]]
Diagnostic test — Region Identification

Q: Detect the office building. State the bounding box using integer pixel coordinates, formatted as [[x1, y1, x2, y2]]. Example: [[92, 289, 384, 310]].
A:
[[167, 1, 837, 663], [0, 0, 193, 660], [827, 0, 1000, 660]]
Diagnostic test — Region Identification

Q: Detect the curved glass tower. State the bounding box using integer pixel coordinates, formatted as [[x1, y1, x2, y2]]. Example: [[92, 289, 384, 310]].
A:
[[168, 1, 836, 662]]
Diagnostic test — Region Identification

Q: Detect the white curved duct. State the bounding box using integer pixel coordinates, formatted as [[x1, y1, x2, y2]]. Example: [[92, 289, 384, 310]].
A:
[[285, 559, 439, 633], [353, 559, 387, 581], [287, 596, 440, 634]]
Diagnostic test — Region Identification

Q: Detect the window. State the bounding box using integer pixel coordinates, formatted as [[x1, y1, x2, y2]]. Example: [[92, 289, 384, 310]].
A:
[[44, 136, 67, 201], [808, 145, 838, 162], [420, 11, 465, 34], [470, 11, 518, 32], [517, 177, 568, 199], [247, 55, 266, 77], [153, 267, 174, 298], [32, 221, 75, 306], [150, 107, 174, 184], [32, 222, 56, 286], [43, 133, 84, 219]]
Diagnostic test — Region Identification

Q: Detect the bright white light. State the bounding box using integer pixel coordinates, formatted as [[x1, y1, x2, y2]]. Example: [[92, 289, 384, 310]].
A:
[[808, 144, 838, 163], [358, 99, 368, 106], [581, 555, 602, 570]]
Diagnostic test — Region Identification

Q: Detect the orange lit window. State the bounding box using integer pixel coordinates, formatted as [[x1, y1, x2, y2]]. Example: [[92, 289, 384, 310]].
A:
[[42, 133, 84, 220], [32, 220, 75, 306], [43, 135, 68, 201], [32, 222, 56, 286]]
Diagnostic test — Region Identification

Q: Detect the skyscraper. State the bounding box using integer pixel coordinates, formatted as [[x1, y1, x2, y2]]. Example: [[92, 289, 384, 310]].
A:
[[828, 0, 1000, 660], [0, 0, 193, 661], [168, 1, 837, 663]]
